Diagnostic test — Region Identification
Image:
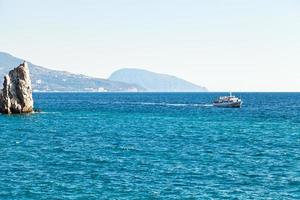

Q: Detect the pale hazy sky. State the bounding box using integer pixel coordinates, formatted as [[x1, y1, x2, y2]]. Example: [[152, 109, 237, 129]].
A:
[[0, 0, 299, 91]]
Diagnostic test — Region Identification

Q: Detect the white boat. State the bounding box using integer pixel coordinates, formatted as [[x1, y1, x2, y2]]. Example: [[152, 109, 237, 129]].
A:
[[213, 92, 242, 108]]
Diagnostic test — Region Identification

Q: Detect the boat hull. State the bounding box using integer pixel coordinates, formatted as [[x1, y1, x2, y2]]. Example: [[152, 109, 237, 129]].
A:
[[213, 101, 242, 108]]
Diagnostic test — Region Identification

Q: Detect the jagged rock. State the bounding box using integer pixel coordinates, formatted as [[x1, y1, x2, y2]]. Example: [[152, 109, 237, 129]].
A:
[[0, 61, 34, 114]]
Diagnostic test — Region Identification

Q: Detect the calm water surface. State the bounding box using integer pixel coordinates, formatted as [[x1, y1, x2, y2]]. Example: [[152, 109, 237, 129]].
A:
[[0, 93, 299, 199]]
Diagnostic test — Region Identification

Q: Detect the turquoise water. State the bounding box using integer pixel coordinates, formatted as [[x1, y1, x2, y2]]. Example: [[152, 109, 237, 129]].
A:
[[0, 93, 299, 199]]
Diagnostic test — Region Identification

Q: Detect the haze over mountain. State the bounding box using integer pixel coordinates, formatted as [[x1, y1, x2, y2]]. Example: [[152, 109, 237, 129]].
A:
[[0, 52, 144, 92], [109, 68, 207, 92]]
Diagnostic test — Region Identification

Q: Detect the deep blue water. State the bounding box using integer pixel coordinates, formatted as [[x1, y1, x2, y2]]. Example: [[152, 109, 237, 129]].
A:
[[0, 92, 300, 199]]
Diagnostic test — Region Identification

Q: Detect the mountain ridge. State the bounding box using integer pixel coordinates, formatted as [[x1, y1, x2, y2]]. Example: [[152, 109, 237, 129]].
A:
[[109, 68, 207, 92], [0, 52, 207, 92], [0, 52, 144, 92]]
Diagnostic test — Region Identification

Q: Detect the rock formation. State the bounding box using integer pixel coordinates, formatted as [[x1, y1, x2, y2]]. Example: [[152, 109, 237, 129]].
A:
[[0, 61, 34, 114]]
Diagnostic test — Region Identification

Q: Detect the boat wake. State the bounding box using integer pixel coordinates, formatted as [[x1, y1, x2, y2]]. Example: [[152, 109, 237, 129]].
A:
[[116, 102, 213, 107], [39, 111, 61, 114]]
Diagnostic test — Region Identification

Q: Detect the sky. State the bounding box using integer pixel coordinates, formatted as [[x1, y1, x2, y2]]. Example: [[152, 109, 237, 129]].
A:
[[0, 0, 299, 91]]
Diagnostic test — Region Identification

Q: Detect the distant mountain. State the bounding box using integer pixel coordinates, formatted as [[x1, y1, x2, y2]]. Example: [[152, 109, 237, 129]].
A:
[[0, 52, 144, 92], [109, 68, 207, 92]]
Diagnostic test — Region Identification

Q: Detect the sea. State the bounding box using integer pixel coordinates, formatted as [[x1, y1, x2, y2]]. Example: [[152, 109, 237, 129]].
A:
[[0, 92, 299, 199]]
